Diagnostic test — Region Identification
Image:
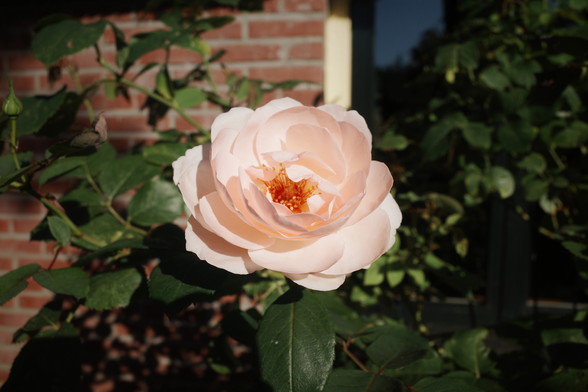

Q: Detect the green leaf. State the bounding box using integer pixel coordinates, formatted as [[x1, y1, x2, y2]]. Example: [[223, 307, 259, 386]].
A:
[[462, 122, 492, 149], [47, 216, 72, 246], [517, 152, 546, 173], [412, 377, 484, 392], [126, 30, 175, 65], [10, 88, 67, 137], [85, 268, 142, 310], [74, 238, 147, 266], [98, 155, 160, 199], [142, 142, 190, 165], [536, 368, 588, 392], [13, 301, 62, 342], [32, 19, 107, 66], [521, 174, 548, 202], [386, 270, 405, 287], [504, 62, 538, 88], [497, 121, 535, 153], [458, 41, 480, 69], [435, 44, 459, 72], [323, 369, 402, 392], [0, 264, 41, 305], [488, 166, 515, 198], [33, 267, 89, 299], [148, 251, 227, 313], [479, 66, 510, 90], [552, 121, 588, 148], [363, 263, 384, 286], [377, 132, 409, 151], [562, 241, 588, 261], [39, 156, 84, 184], [443, 329, 495, 377], [365, 326, 429, 369], [174, 86, 207, 109], [128, 178, 184, 226], [257, 289, 335, 392], [422, 113, 466, 160], [562, 86, 582, 113]]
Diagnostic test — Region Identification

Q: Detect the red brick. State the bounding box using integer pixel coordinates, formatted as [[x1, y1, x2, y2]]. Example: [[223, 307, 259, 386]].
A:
[[0, 330, 15, 346], [281, 89, 323, 106], [104, 115, 152, 132], [0, 258, 13, 271], [249, 20, 323, 38], [176, 113, 217, 132], [168, 47, 204, 64], [222, 44, 281, 62], [288, 42, 323, 60], [1, 74, 37, 93], [12, 218, 40, 234], [139, 48, 167, 65], [0, 221, 10, 233], [7, 52, 45, 71], [201, 22, 242, 40], [0, 368, 10, 384], [249, 65, 323, 83], [0, 346, 21, 365], [0, 312, 33, 328], [0, 195, 42, 215], [67, 49, 116, 69], [263, 0, 279, 12], [285, 0, 326, 12], [90, 92, 136, 110], [18, 295, 52, 310], [39, 71, 106, 91], [0, 239, 42, 254]]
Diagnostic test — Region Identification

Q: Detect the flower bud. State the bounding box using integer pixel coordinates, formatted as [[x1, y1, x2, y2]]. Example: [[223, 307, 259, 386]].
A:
[[2, 80, 23, 117]]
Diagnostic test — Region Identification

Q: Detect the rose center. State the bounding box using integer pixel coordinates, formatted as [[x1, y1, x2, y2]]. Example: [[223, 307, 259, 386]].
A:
[[260, 165, 319, 213]]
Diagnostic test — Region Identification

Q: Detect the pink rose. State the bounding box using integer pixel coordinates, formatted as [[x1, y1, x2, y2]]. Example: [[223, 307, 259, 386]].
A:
[[172, 98, 401, 290]]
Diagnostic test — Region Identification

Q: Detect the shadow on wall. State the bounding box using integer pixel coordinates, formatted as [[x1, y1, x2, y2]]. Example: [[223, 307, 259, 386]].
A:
[[2, 297, 270, 392]]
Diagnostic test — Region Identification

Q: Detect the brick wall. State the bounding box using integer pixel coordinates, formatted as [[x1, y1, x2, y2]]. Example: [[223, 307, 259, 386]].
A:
[[0, 0, 327, 385]]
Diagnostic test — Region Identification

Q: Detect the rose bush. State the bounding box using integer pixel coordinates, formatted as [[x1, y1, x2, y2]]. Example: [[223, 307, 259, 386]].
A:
[[173, 98, 401, 290]]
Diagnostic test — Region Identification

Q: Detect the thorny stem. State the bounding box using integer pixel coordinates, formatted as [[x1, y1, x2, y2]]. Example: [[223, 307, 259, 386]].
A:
[[84, 169, 148, 235], [27, 187, 106, 248], [339, 340, 371, 373]]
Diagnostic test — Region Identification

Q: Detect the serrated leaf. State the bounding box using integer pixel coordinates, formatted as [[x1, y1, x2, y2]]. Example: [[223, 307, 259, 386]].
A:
[[39, 156, 84, 184], [0, 264, 41, 305], [174, 86, 207, 109], [443, 329, 495, 377], [126, 30, 175, 65], [33, 268, 89, 299], [365, 326, 429, 369], [257, 289, 335, 392], [85, 268, 142, 310], [323, 369, 402, 392], [32, 19, 107, 66], [98, 155, 160, 199], [128, 178, 183, 226], [552, 121, 588, 148], [47, 216, 72, 246]]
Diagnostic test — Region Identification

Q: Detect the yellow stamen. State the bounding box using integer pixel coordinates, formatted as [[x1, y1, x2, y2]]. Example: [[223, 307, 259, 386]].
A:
[[260, 165, 319, 213]]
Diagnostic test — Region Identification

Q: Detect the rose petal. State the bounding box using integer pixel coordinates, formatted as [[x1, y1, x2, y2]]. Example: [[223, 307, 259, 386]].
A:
[[211, 107, 253, 142], [321, 194, 398, 275], [185, 216, 262, 274], [318, 104, 372, 145], [172, 144, 215, 217], [248, 234, 344, 274], [284, 272, 347, 291], [345, 161, 393, 225], [199, 191, 275, 250]]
